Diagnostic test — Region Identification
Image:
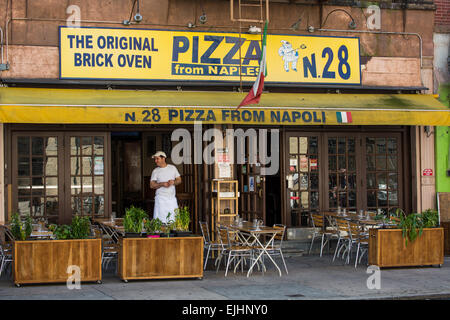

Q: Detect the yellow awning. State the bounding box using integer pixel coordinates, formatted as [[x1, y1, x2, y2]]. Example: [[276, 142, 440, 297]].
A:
[[0, 87, 448, 126]]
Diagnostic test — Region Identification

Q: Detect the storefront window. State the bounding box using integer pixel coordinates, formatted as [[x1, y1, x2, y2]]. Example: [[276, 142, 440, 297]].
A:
[[366, 136, 400, 215], [16, 136, 59, 220], [13, 132, 108, 223], [287, 135, 319, 226], [286, 131, 405, 227], [70, 135, 105, 217], [328, 137, 357, 212]]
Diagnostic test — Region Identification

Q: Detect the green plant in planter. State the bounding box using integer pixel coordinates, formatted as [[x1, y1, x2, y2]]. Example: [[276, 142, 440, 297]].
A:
[[164, 212, 176, 237], [10, 213, 33, 241], [421, 209, 439, 228], [70, 216, 91, 239], [124, 206, 148, 233], [48, 216, 92, 240], [174, 206, 190, 231], [395, 210, 423, 247], [49, 224, 72, 240], [145, 218, 163, 234], [393, 208, 439, 246]]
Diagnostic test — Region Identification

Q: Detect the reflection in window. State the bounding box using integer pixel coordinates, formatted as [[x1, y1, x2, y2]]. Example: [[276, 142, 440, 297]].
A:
[[366, 136, 399, 216], [16, 136, 59, 220], [328, 137, 356, 211]]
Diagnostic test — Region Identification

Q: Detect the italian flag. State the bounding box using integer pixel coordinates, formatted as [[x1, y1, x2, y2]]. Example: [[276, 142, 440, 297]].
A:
[[238, 21, 268, 108], [336, 111, 353, 123]]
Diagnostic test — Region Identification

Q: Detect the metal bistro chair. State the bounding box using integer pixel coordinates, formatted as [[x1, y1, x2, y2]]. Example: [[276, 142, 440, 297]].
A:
[[216, 225, 253, 277], [0, 243, 13, 278], [199, 221, 222, 270], [333, 218, 360, 265], [309, 213, 339, 257], [102, 239, 119, 272], [354, 223, 370, 268], [332, 218, 351, 263], [94, 226, 118, 273]]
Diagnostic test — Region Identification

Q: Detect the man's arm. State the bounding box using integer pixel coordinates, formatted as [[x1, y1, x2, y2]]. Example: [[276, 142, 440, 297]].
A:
[[151, 180, 169, 189]]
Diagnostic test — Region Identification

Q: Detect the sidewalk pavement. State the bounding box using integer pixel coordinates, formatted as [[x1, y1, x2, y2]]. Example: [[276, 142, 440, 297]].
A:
[[1, 253, 450, 300]]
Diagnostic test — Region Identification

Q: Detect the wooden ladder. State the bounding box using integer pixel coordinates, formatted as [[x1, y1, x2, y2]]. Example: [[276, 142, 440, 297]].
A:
[[230, 0, 269, 91]]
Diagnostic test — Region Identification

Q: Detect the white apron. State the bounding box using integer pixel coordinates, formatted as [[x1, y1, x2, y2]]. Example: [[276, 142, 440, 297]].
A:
[[154, 195, 178, 223]]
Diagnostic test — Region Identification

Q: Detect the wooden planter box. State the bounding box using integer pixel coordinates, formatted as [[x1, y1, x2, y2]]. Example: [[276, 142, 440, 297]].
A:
[[13, 239, 102, 286], [369, 228, 444, 268], [118, 236, 203, 281]]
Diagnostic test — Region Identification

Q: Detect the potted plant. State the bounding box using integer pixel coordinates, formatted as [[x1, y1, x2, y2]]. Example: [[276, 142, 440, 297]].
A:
[[10, 213, 33, 241], [390, 208, 439, 246], [160, 212, 176, 238], [173, 206, 192, 237], [369, 208, 443, 268], [48, 215, 92, 240], [123, 206, 148, 238], [14, 215, 102, 286], [145, 218, 163, 238]]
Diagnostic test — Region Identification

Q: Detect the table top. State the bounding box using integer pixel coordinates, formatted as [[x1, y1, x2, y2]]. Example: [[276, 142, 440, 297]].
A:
[[221, 221, 283, 234], [94, 219, 125, 232], [322, 211, 381, 225], [1, 223, 54, 237], [30, 231, 54, 237]]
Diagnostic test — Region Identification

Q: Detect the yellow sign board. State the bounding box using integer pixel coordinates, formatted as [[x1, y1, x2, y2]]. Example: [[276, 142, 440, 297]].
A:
[[59, 27, 361, 85], [1, 106, 450, 126]]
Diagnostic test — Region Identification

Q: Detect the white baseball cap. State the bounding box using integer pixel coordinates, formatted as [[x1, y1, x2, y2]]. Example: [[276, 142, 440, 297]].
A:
[[152, 151, 167, 158]]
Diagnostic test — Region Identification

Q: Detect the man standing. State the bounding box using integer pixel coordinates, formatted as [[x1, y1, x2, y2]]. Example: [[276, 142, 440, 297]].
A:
[[150, 151, 182, 223]]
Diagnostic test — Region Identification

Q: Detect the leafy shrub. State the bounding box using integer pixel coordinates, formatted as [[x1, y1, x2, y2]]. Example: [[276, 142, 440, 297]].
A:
[[48, 216, 92, 240], [393, 208, 439, 246], [421, 209, 439, 228], [124, 206, 148, 233], [10, 213, 33, 241], [145, 218, 163, 233], [174, 206, 190, 231]]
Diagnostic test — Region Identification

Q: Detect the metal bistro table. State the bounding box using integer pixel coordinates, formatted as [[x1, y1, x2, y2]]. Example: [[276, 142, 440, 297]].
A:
[[94, 218, 124, 242], [323, 211, 383, 227], [223, 221, 283, 277]]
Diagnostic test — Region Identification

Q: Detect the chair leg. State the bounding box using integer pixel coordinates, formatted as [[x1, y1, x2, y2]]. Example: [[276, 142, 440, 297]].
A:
[[225, 253, 233, 277], [337, 240, 347, 260], [359, 247, 367, 264], [309, 233, 316, 254], [320, 234, 325, 257], [215, 252, 223, 273], [355, 243, 360, 268], [346, 242, 352, 264], [332, 238, 341, 262], [204, 246, 211, 270], [0, 258, 4, 277], [279, 249, 288, 274]]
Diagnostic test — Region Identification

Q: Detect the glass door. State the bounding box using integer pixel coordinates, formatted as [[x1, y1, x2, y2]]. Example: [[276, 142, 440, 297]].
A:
[[12, 134, 63, 223], [326, 135, 359, 213], [65, 133, 109, 221], [285, 134, 320, 226], [12, 131, 110, 224], [363, 134, 402, 216]]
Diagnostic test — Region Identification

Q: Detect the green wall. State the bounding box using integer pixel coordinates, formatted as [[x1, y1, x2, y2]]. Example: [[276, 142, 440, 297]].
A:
[[436, 83, 450, 193]]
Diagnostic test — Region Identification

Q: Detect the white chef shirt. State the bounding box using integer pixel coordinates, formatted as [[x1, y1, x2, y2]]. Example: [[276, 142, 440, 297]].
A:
[[150, 164, 181, 198]]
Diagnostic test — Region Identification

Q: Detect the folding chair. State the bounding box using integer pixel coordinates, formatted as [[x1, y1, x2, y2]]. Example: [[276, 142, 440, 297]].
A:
[[310, 214, 339, 257], [216, 225, 253, 277], [0, 244, 13, 278], [199, 221, 222, 270]]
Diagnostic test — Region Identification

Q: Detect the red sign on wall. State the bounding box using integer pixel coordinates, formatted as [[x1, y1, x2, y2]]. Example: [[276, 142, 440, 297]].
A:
[[422, 169, 433, 176]]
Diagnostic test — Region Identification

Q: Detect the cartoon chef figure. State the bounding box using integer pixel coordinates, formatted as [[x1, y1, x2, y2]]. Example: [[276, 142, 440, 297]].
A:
[[278, 40, 299, 72]]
